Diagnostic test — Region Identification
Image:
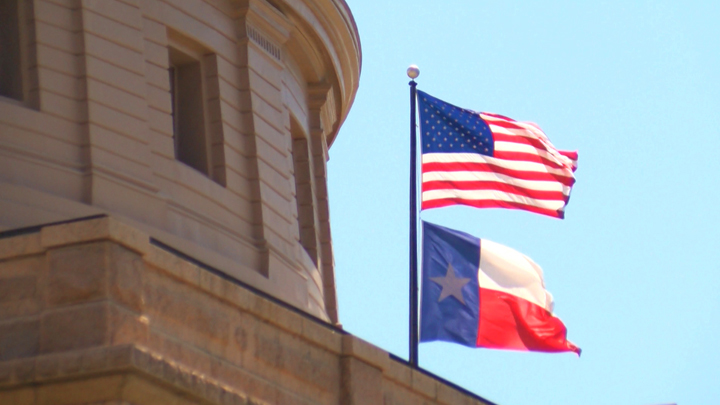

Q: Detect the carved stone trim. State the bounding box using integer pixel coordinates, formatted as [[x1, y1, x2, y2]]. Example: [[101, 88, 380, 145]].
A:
[[246, 23, 283, 62], [0, 345, 266, 405]]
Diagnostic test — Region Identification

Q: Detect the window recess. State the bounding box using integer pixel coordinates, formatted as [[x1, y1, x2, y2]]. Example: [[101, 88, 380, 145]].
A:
[[169, 46, 211, 176], [0, 0, 37, 106]]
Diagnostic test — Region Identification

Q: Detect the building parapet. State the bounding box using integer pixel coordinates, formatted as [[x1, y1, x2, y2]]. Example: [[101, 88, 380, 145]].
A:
[[0, 216, 495, 405]]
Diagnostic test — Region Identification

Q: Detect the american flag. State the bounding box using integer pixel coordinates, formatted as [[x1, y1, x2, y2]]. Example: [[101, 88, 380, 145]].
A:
[[418, 91, 578, 219]]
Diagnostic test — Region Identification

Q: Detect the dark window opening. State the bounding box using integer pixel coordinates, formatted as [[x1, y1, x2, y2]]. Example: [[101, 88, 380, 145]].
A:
[[291, 119, 318, 266], [0, 0, 23, 101], [169, 47, 209, 176]]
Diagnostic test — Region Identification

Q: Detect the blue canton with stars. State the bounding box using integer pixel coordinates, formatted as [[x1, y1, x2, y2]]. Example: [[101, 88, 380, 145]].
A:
[[417, 90, 494, 156]]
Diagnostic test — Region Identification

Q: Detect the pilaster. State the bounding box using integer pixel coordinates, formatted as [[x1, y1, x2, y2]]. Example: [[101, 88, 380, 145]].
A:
[[307, 82, 338, 323], [233, 0, 301, 281], [77, 0, 162, 224]]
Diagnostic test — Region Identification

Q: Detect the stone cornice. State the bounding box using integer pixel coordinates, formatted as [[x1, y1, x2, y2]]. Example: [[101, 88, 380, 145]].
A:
[[276, 0, 361, 147], [229, 0, 360, 147]]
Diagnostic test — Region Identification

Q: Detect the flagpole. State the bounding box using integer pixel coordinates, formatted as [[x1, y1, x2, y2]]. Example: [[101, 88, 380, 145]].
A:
[[407, 65, 420, 367]]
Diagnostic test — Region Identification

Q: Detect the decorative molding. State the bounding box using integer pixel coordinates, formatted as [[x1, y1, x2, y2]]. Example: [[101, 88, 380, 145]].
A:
[[308, 82, 336, 140], [246, 23, 283, 62], [321, 87, 337, 137]]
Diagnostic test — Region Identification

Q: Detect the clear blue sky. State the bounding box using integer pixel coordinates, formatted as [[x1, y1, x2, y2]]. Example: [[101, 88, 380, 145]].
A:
[[327, 1, 720, 404]]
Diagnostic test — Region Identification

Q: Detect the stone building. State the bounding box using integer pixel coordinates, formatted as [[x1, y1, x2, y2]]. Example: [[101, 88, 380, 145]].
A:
[[0, 0, 495, 403]]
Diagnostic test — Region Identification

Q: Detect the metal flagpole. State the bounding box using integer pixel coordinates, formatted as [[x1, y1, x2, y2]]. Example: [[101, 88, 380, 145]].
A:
[[407, 65, 420, 367]]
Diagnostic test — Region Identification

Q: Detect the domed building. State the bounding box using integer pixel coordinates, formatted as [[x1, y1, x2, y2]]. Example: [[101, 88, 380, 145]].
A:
[[0, 0, 493, 404]]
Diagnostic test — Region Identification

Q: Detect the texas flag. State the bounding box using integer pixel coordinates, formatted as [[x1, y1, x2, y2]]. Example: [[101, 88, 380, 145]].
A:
[[420, 221, 580, 355]]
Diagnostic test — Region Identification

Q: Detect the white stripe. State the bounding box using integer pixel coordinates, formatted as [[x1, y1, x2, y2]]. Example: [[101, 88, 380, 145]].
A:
[[422, 153, 575, 178], [513, 121, 548, 140], [478, 239, 553, 311], [485, 124, 546, 142], [422, 171, 571, 195], [495, 141, 547, 154], [482, 114, 547, 139], [486, 124, 528, 136], [480, 114, 516, 124], [495, 141, 574, 168], [564, 155, 579, 169], [482, 116, 576, 169], [422, 189, 566, 211]]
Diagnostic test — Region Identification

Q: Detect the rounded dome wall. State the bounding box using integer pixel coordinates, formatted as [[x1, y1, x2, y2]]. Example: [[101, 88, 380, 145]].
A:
[[0, 0, 361, 322]]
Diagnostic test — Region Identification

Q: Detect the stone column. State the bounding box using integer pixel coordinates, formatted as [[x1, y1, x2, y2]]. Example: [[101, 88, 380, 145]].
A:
[[308, 82, 338, 323], [78, 0, 162, 223]]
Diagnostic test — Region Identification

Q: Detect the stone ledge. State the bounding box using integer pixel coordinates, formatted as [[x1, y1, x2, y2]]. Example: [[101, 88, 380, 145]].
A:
[[144, 234, 347, 354], [0, 344, 269, 405], [0, 214, 149, 261], [385, 355, 497, 405], [40, 216, 150, 254], [0, 214, 345, 352], [0, 233, 44, 261], [0, 216, 497, 405], [341, 334, 387, 370]]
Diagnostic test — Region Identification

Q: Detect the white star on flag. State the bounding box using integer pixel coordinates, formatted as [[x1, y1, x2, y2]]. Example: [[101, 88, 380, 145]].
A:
[[430, 263, 471, 305]]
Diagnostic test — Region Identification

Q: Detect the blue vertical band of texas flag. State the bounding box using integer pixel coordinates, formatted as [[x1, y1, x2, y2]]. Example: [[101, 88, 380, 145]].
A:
[[420, 220, 481, 346], [417, 91, 578, 219]]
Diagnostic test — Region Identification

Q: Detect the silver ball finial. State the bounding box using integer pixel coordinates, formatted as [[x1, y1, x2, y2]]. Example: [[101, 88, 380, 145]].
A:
[[407, 64, 420, 80]]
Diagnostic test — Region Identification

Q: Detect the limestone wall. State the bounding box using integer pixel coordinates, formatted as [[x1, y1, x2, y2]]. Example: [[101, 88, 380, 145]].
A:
[[0, 216, 494, 405], [0, 0, 361, 322]]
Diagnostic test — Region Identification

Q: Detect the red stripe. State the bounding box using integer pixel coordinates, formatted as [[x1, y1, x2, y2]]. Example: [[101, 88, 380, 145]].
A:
[[421, 198, 565, 219], [476, 288, 580, 354], [493, 132, 577, 172], [485, 118, 526, 130], [483, 116, 578, 168], [422, 161, 576, 187], [493, 151, 568, 170], [559, 150, 579, 161], [493, 132, 549, 152], [481, 112, 519, 124], [422, 180, 569, 201]]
